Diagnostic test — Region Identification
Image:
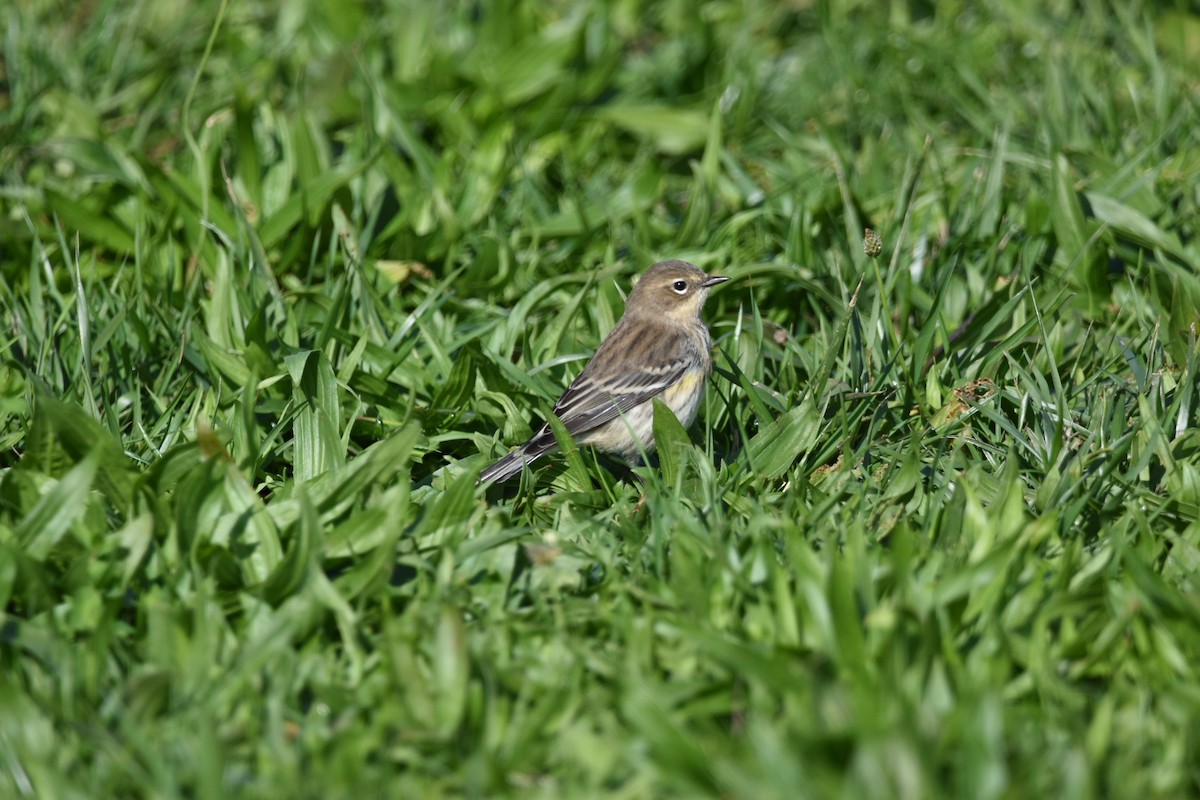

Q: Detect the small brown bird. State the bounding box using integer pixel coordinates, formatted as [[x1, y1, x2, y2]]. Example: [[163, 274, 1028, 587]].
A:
[[479, 260, 729, 484]]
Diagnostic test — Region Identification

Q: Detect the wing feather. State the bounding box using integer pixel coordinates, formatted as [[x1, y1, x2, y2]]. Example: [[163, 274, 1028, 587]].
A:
[[523, 321, 694, 450]]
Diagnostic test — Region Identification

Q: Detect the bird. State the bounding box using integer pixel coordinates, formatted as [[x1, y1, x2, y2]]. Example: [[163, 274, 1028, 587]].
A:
[[479, 259, 729, 484]]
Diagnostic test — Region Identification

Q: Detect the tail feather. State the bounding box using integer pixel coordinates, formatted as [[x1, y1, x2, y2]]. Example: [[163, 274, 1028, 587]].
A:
[[478, 445, 545, 484]]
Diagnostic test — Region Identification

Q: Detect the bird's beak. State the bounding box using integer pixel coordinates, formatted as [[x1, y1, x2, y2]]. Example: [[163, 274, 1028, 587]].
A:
[[702, 275, 730, 288]]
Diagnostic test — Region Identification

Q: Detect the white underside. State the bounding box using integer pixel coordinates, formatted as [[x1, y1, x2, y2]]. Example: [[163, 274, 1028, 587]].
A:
[[577, 377, 705, 462]]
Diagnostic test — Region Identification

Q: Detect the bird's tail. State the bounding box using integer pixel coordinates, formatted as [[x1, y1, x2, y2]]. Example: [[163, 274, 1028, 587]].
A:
[[478, 445, 543, 484]]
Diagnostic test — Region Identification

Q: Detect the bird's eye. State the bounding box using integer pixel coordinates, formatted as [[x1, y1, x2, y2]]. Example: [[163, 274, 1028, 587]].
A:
[[671, 280, 689, 294]]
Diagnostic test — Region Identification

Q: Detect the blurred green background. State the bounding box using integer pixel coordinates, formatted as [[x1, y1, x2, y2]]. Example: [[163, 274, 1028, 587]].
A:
[[2, 0, 1199, 797]]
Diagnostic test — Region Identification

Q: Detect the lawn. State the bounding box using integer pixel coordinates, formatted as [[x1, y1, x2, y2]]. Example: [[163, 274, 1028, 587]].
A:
[[2, 0, 1199, 797]]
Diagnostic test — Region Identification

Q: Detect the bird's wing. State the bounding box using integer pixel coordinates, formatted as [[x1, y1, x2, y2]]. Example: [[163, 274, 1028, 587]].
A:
[[480, 347, 691, 483], [550, 354, 693, 435], [518, 321, 693, 454]]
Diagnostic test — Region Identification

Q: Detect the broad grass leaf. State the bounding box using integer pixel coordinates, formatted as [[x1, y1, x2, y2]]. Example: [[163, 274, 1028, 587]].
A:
[[678, 623, 805, 693], [487, 271, 598, 358], [909, 266, 953, 384], [1051, 154, 1088, 257], [46, 136, 150, 191], [142, 161, 240, 243], [459, 121, 513, 222], [1155, 10, 1200, 62], [234, 93, 263, 206], [536, 278, 596, 363], [1112, 536, 1200, 627], [977, 128, 1008, 237], [652, 398, 691, 489], [195, 331, 252, 388], [1168, 461, 1200, 522], [375, 102, 437, 188], [114, 513, 154, 589], [1051, 154, 1109, 308], [767, 542, 802, 647], [677, 162, 712, 246], [159, 440, 282, 586], [745, 398, 820, 480], [620, 683, 717, 795], [308, 570, 371, 681], [715, 349, 781, 426], [377, 266, 464, 368], [258, 163, 371, 249], [927, 552, 1007, 611], [322, 506, 389, 559], [1166, 283, 1200, 364], [527, 209, 591, 238], [261, 488, 321, 606], [880, 435, 923, 503], [25, 396, 132, 506], [485, 28, 579, 105], [434, 606, 468, 737], [291, 110, 326, 196], [975, 286, 1071, 376], [268, 423, 420, 528], [937, 278, 1026, 361], [44, 189, 135, 254], [1068, 544, 1113, 594], [811, 279, 863, 402], [828, 554, 866, 677], [0, 543, 15, 609], [322, 481, 409, 562], [325, 488, 410, 599], [143, 444, 210, 552], [458, 528, 527, 560], [665, 528, 715, 617], [286, 350, 345, 483], [432, 346, 479, 423], [700, 100, 723, 186], [16, 449, 99, 561], [595, 105, 709, 155], [214, 463, 284, 586], [390, 1, 435, 80], [413, 467, 481, 546], [1085, 192, 1188, 263], [539, 412, 590, 487], [0, 616, 73, 673], [479, 348, 560, 404]]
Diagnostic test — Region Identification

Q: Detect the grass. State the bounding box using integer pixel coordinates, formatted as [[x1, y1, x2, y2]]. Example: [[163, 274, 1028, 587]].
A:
[[2, 0, 1200, 796]]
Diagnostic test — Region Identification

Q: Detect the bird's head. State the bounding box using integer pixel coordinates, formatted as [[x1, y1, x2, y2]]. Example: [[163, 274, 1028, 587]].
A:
[[625, 260, 729, 322]]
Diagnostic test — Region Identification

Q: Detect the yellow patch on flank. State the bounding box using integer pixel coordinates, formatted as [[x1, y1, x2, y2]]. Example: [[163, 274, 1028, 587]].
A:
[[661, 370, 706, 422], [663, 371, 702, 400]]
